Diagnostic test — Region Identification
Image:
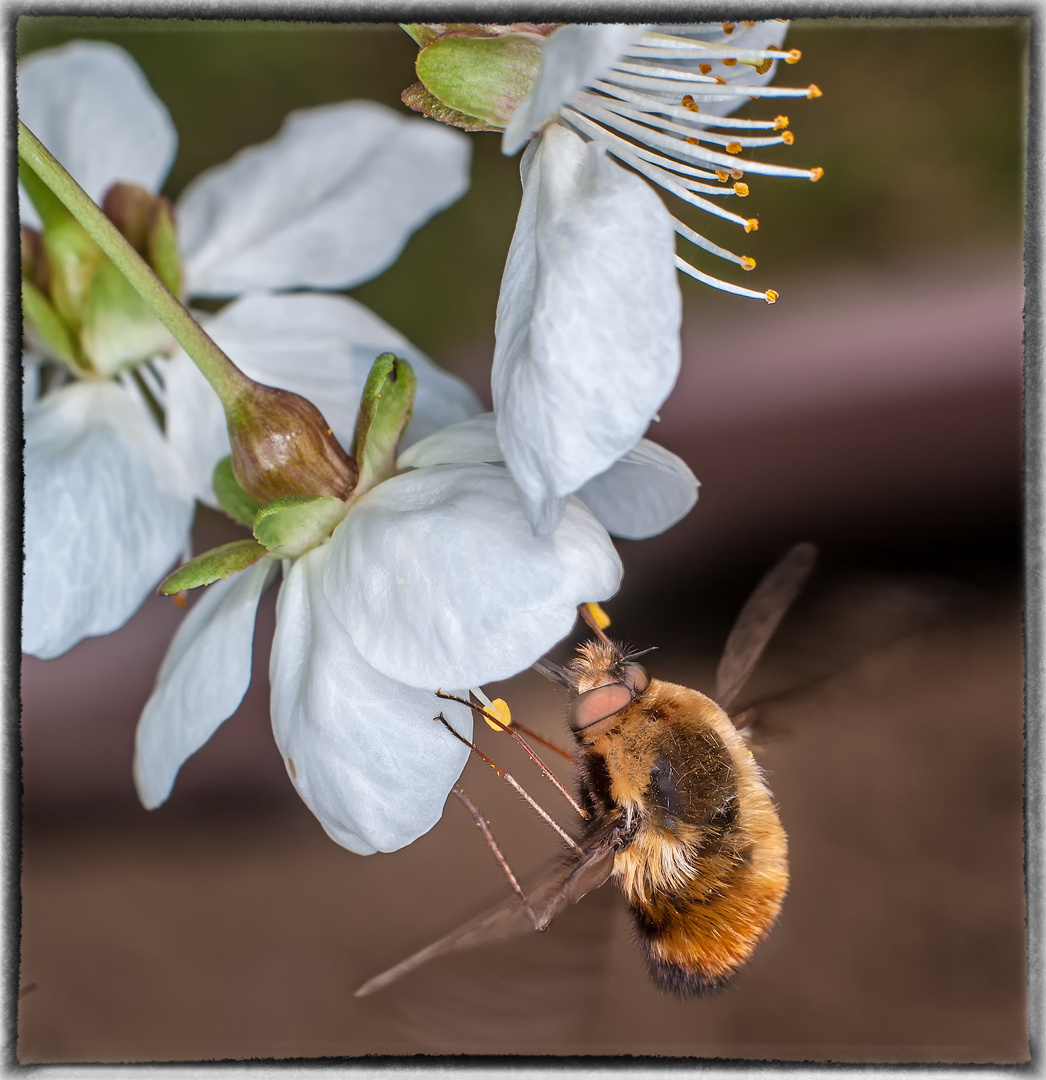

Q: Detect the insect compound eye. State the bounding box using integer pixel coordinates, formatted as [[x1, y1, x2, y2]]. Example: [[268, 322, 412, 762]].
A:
[[570, 682, 634, 731]]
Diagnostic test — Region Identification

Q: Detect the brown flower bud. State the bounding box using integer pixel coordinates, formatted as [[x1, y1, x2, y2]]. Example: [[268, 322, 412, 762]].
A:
[[227, 382, 358, 504]]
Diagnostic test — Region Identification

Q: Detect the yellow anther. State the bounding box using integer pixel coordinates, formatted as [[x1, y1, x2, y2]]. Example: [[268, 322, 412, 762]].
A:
[[745, 218, 759, 233], [741, 255, 756, 271], [809, 166, 824, 182], [726, 142, 743, 154], [681, 94, 700, 112], [807, 84, 822, 99], [723, 22, 736, 33], [173, 592, 187, 609], [744, 20, 758, 27], [585, 601, 612, 630], [733, 182, 749, 197], [729, 168, 744, 179], [753, 59, 772, 75], [781, 131, 795, 145], [773, 115, 789, 130], [699, 63, 712, 75], [686, 136, 701, 146], [785, 49, 802, 63], [722, 57, 738, 67], [764, 289, 779, 304], [484, 697, 513, 732], [715, 76, 727, 85], [715, 169, 729, 181]]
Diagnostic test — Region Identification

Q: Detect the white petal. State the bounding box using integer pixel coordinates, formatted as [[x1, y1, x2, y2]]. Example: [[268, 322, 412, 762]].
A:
[[270, 546, 472, 855], [324, 462, 622, 689], [576, 438, 698, 540], [397, 412, 501, 470], [178, 102, 471, 296], [503, 24, 648, 154], [133, 558, 275, 809], [23, 381, 194, 659], [17, 41, 176, 228], [158, 348, 229, 505], [492, 123, 681, 533]]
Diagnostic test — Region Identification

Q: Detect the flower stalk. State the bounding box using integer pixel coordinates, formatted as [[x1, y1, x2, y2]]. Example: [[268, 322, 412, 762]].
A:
[[18, 119, 250, 409]]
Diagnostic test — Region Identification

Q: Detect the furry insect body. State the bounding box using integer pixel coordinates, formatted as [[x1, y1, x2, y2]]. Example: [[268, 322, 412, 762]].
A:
[[354, 545, 815, 1001], [570, 641, 789, 995]]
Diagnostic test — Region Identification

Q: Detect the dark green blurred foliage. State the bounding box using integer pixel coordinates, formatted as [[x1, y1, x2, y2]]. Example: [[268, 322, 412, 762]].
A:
[[17, 17, 1026, 349]]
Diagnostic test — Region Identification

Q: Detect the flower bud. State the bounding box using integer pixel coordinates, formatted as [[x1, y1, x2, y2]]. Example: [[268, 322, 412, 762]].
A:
[[20, 176, 183, 376], [405, 25, 558, 130], [227, 382, 359, 503], [102, 183, 183, 298]]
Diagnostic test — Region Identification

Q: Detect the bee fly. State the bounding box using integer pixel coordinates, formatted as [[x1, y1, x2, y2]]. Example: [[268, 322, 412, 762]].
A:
[[355, 543, 818, 998]]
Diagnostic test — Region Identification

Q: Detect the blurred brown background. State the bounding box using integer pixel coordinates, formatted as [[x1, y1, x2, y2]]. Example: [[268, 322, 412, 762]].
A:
[[17, 17, 1027, 1063]]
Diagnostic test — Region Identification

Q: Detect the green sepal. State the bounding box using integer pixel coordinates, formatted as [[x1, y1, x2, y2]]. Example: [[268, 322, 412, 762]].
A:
[[147, 199, 183, 298], [159, 539, 267, 595], [42, 216, 105, 329], [19, 156, 73, 232], [253, 494, 348, 558], [354, 353, 416, 491], [21, 279, 85, 371], [416, 33, 544, 128], [400, 82, 500, 132], [80, 258, 171, 375], [213, 455, 261, 527], [401, 23, 442, 47]]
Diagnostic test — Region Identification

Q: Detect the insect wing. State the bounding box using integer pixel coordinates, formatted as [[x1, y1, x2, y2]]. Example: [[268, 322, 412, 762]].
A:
[[715, 542, 818, 712], [354, 830, 619, 997]]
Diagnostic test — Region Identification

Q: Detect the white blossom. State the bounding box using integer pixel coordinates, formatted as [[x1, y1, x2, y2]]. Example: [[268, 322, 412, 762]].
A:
[[490, 22, 819, 533], [134, 420, 627, 855], [19, 41, 472, 658]]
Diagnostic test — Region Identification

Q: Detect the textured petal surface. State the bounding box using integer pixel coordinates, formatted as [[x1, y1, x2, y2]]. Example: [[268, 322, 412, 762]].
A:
[[492, 123, 681, 533], [575, 438, 698, 540], [164, 293, 481, 503], [397, 412, 501, 470], [324, 462, 622, 688], [270, 546, 472, 855], [503, 24, 646, 154], [23, 381, 194, 659], [178, 102, 470, 295], [17, 41, 176, 227], [133, 558, 275, 809]]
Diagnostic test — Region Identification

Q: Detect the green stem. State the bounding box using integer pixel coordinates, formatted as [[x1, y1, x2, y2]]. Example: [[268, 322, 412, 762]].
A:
[[17, 119, 250, 408]]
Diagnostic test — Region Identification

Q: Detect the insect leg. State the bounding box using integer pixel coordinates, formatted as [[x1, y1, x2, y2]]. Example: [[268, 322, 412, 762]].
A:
[[436, 713, 584, 854], [452, 787, 538, 928], [437, 691, 588, 820]]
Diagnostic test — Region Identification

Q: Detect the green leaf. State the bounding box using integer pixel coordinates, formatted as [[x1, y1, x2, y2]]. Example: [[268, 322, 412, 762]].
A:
[[416, 33, 544, 127], [159, 539, 267, 595], [213, 456, 261, 527], [354, 353, 416, 492], [253, 493, 348, 557]]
